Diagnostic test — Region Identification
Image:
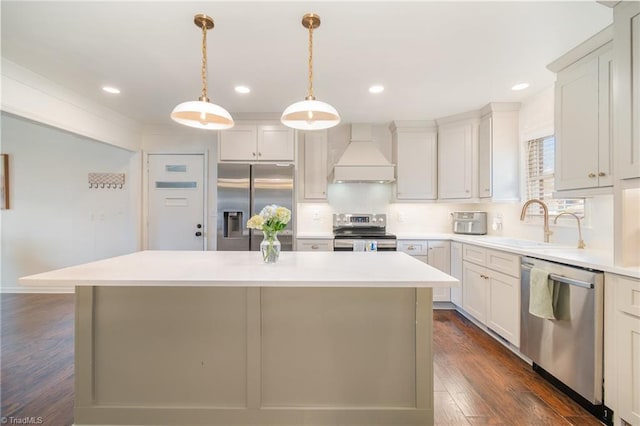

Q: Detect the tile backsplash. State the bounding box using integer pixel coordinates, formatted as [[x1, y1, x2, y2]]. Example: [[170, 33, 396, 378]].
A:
[[297, 190, 614, 252]]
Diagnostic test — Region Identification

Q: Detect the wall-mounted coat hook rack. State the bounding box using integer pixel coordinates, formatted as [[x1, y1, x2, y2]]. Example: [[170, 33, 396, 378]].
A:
[[88, 173, 125, 189]]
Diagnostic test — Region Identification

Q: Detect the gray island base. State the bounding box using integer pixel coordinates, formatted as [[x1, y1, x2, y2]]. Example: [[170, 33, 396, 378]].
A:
[[20, 251, 459, 426]]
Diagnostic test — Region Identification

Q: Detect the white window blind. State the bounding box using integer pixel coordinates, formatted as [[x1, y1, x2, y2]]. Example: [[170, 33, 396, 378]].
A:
[[525, 136, 584, 217]]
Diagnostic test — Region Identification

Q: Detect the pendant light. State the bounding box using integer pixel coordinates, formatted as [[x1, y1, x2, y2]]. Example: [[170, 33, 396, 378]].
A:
[[171, 14, 234, 130], [281, 13, 340, 131]]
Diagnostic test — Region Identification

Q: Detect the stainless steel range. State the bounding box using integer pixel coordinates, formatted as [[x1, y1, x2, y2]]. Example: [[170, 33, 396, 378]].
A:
[[332, 213, 397, 251]]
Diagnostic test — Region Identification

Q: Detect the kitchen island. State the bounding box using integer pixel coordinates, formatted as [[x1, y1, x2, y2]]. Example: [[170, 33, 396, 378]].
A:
[[20, 251, 458, 426]]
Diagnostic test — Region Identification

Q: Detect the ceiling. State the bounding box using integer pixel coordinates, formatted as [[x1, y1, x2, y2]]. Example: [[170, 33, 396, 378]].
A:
[[1, 1, 613, 126]]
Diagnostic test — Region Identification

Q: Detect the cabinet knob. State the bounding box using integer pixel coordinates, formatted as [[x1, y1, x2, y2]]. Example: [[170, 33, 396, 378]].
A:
[[588, 173, 596, 178], [598, 172, 606, 177], [258, 152, 262, 157], [311, 245, 319, 250], [252, 152, 256, 157]]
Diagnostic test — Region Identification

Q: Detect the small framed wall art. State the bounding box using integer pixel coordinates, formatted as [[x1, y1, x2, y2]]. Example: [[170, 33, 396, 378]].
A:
[[1, 154, 9, 209]]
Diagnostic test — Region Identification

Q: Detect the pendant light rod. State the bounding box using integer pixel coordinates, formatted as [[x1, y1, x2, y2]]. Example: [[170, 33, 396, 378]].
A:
[[303, 13, 320, 100], [195, 14, 214, 102], [281, 13, 340, 131], [170, 13, 234, 130]]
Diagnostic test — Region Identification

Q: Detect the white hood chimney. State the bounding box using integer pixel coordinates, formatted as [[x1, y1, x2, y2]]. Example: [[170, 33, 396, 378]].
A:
[[332, 124, 395, 183]]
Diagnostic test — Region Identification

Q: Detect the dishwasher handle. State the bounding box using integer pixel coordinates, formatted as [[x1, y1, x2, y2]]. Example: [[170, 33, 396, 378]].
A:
[[521, 262, 594, 289], [548, 273, 593, 289]]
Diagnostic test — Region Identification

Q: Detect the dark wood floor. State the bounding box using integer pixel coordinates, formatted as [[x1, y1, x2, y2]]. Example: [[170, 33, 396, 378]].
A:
[[1, 294, 603, 426]]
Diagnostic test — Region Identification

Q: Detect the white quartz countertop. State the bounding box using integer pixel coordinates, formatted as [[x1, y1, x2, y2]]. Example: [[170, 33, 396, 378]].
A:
[[396, 233, 640, 279], [19, 251, 459, 288]]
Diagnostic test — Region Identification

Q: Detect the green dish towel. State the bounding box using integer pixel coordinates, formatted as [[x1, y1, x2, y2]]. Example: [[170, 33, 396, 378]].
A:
[[529, 268, 556, 319]]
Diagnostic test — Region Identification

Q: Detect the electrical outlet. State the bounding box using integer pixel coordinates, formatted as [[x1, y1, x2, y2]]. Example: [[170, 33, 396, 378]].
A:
[[398, 212, 406, 223], [313, 210, 320, 221]]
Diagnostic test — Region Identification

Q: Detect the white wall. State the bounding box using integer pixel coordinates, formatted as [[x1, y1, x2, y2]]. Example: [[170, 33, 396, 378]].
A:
[[1, 113, 139, 292]]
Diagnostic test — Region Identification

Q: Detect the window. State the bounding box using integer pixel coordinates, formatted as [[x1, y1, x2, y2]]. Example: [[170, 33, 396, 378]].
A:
[[525, 136, 584, 217]]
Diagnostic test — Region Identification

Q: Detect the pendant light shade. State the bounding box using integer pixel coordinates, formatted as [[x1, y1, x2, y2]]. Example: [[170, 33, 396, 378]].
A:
[[171, 14, 234, 130], [281, 13, 340, 131], [171, 100, 234, 130]]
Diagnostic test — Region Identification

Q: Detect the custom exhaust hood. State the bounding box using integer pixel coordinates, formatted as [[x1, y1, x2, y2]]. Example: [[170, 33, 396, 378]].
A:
[[332, 124, 395, 183]]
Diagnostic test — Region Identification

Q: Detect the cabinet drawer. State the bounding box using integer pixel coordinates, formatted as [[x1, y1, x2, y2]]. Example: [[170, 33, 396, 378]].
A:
[[486, 249, 520, 278], [398, 241, 429, 255], [463, 244, 486, 265], [615, 275, 640, 318], [297, 239, 332, 252]]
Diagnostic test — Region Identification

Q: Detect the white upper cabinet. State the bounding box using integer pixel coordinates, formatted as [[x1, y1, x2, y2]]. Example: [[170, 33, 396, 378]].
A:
[[437, 119, 476, 200], [548, 26, 613, 193], [614, 2, 640, 180], [478, 103, 520, 201], [299, 130, 328, 201], [390, 121, 438, 200], [219, 124, 294, 162]]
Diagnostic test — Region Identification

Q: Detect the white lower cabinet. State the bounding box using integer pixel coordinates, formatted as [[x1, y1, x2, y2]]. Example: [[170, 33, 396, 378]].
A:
[[450, 242, 463, 307], [605, 273, 640, 426], [462, 261, 487, 323], [295, 238, 333, 252], [487, 270, 520, 346], [461, 244, 520, 347], [398, 240, 451, 302]]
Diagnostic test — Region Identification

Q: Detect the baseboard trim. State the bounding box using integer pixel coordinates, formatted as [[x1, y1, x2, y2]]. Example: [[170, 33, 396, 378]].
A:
[[1, 286, 74, 294]]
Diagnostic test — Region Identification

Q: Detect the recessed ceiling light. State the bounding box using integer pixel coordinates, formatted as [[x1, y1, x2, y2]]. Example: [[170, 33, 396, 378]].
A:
[[369, 85, 384, 94], [511, 83, 530, 91], [102, 86, 121, 94], [235, 85, 251, 94]]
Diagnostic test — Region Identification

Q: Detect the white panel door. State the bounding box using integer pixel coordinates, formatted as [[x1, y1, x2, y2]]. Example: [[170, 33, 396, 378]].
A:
[[450, 242, 463, 307], [555, 56, 599, 190], [438, 123, 473, 199], [302, 131, 328, 200], [478, 115, 492, 198], [428, 241, 451, 302], [219, 125, 258, 161], [395, 130, 437, 200], [463, 261, 487, 324], [487, 270, 520, 347], [147, 154, 205, 250], [257, 125, 294, 161]]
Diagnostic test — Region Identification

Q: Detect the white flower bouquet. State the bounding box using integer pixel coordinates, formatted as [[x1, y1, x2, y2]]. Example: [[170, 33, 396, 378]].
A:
[[247, 205, 291, 263], [246, 204, 291, 234]]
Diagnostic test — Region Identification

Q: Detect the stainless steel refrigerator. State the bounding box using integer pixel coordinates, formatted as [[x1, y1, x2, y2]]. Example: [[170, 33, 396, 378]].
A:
[[217, 163, 294, 251]]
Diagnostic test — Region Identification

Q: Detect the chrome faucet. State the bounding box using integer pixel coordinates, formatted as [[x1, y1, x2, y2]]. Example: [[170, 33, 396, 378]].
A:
[[554, 212, 586, 249], [520, 199, 553, 243]]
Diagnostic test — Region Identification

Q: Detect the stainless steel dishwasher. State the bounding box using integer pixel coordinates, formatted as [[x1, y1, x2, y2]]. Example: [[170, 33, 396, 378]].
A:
[[520, 256, 611, 423]]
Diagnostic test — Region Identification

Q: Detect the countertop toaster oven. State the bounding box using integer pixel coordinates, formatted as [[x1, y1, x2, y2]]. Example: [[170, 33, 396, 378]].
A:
[[452, 211, 487, 235]]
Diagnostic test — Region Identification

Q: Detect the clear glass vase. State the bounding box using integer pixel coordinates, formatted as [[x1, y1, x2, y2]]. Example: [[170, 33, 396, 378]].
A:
[[260, 231, 281, 264]]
